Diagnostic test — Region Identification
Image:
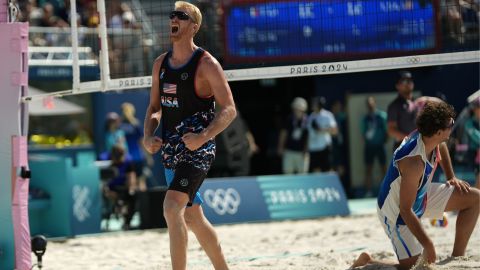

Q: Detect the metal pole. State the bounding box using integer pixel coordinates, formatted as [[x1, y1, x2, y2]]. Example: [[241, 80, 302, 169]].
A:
[[97, 0, 111, 91], [70, 0, 81, 92]]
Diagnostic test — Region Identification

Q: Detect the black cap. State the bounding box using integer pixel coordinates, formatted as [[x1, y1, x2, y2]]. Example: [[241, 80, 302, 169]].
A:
[[397, 71, 413, 82]]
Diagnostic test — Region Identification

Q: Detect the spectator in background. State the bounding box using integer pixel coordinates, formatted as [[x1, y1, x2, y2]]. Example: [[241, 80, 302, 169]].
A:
[[56, 0, 70, 26], [120, 103, 150, 191], [104, 112, 128, 154], [107, 1, 139, 76], [108, 1, 133, 29], [209, 109, 258, 177], [265, 107, 284, 175], [362, 96, 387, 197], [331, 100, 349, 193], [83, 1, 99, 27], [387, 71, 417, 151], [445, 0, 465, 43], [119, 10, 144, 76], [39, 2, 68, 27], [37, 2, 69, 46], [104, 145, 138, 230], [464, 98, 480, 188], [460, 0, 479, 39], [19, 0, 43, 26], [307, 96, 337, 172], [278, 97, 309, 174]]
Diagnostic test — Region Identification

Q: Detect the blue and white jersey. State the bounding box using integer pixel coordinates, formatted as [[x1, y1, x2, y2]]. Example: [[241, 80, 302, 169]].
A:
[[377, 130, 440, 225]]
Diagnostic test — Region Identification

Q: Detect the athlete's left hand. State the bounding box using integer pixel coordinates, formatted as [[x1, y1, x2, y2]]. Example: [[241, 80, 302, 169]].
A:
[[182, 132, 207, 151], [446, 177, 470, 194]]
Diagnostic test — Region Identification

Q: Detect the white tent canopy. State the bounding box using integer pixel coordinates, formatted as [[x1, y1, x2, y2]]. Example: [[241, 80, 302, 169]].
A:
[[28, 86, 85, 116]]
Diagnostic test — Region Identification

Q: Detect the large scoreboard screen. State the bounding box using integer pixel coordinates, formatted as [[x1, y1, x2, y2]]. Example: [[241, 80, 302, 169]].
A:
[[223, 0, 437, 64]]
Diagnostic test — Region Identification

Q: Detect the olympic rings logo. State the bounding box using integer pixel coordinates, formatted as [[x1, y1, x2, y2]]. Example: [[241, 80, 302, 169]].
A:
[[406, 57, 421, 64], [225, 72, 235, 79], [203, 188, 241, 215]]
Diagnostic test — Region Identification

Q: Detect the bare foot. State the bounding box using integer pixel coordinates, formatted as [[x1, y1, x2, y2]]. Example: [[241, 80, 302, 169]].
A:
[[350, 252, 373, 269]]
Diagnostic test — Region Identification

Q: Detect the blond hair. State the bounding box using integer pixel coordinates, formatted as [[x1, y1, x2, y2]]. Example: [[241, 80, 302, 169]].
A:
[[175, 1, 202, 31]]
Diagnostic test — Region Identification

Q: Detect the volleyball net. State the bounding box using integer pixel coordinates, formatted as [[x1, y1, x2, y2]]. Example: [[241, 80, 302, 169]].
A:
[[22, 0, 479, 101]]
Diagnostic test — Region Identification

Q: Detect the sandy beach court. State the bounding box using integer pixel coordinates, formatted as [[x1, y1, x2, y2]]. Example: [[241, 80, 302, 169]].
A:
[[34, 212, 479, 270]]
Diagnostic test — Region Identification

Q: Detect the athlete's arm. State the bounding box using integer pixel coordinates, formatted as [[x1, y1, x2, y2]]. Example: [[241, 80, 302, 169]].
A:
[[439, 142, 470, 193], [143, 54, 165, 154], [387, 103, 407, 141], [397, 156, 436, 263], [182, 54, 237, 151], [387, 121, 407, 142]]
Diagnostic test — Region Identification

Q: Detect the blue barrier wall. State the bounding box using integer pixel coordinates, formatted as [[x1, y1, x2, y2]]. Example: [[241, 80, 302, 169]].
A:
[[199, 177, 270, 224], [28, 151, 101, 237], [258, 173, 350, 219], [199, 173, 350, 225]]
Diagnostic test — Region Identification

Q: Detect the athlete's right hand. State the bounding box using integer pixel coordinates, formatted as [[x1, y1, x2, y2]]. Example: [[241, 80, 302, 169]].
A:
[[422, 241, 436, 264], [143, 136, 163, 154]]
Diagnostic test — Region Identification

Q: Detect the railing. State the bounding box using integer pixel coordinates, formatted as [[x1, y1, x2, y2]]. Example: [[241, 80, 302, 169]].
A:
[[29, 46, 97, 66]]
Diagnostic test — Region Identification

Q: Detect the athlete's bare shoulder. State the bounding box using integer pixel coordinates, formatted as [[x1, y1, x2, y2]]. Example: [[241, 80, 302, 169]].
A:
[[198, 51, 223, 80], [152, 53, 169, 77], [153, 52, 168, 68], [397, 155, 424, 180], [198, 51, 222, 72]]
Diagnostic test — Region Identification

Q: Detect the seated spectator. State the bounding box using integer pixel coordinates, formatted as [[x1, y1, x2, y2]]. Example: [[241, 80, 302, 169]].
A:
[[39, 2, 68, 28], [83, 1, 99, 27], [103, 145, 138, 230]]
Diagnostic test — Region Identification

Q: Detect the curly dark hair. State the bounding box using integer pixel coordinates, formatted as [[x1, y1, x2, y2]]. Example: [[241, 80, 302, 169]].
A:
[[416, 101, 456, 137]]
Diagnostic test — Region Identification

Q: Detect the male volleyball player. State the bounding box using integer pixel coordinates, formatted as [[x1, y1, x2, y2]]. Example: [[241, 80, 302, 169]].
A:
[[143, 2, 235, 269], [351, 101, 479, 270]]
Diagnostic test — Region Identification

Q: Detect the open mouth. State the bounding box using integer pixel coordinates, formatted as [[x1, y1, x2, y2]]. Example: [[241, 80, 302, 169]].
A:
[[171, 26, 179, 34]]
